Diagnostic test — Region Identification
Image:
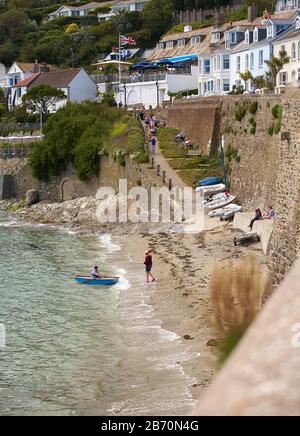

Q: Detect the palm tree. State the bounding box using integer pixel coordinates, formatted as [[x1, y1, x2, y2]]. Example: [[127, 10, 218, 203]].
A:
[[265, 50, 290, 88], [239, 70, 253, 91]]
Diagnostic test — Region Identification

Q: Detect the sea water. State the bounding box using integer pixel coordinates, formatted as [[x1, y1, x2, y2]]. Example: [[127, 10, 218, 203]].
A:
[[0, 213, 198, 416]]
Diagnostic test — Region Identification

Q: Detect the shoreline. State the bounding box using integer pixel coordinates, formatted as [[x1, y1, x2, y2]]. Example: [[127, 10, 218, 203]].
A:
[[0, 201, 269, 414]]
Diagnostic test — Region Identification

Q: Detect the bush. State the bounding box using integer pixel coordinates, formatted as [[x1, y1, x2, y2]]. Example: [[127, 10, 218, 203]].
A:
[[273, 119, 282, 135], [235, 105, 247, 122], [272, 104, 282, 120], [249, 100, 258, 115], [29, 102, 145, 181], [268, 125, 274, 136], [250, 126, 256, 135]]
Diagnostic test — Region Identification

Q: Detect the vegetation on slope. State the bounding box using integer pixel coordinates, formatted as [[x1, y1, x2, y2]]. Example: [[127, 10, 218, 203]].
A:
[[29, 101, 147, 181]]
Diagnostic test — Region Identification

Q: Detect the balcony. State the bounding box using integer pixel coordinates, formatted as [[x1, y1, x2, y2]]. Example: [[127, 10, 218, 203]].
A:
[[92, 73, 167, 84]]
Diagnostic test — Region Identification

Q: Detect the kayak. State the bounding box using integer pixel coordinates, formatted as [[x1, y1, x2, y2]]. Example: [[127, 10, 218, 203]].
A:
[[197, 176, 222, 187], [204, 194, 236, 211], [75, 276, 120, 286]]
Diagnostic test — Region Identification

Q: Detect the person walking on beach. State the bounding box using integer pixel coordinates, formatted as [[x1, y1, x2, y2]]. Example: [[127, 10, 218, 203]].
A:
[[144, 250, 155, 283]]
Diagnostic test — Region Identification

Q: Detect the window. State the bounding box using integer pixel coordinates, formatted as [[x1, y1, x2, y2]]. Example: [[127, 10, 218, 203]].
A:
[[217, 55, 220, 71], [267, 25, 273, 38], [156, 43, 164, 50], [298, 41, 300, 59], [223, 79, 230, 92], [254, 28, 259, 43], [246, 54, 249, 69], [166, 41, 173, 49], [17, 88, 21, 98], [245, 31, 250, 45], [191, 36, 201, 45], [296, 19, 300, 30], [236, 56, 241, 72], [292, 42, 296, 59], [279, 71, 288, 86], [250, 53, 254, 69], [230, 33, 237, 44], [178, 39, 186, 47], [199, 59, 202, 73], [298, 68, 300, 81], [213, 32, 220, 42], [223, 54, 230, 70], [204, 59, 211, 74], [259, 50, 264, 68]]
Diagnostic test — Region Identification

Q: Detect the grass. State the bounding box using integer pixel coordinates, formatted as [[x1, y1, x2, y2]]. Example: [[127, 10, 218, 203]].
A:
[[158, 127, 223, 187], [177, 167, 223, 188], [210, 257, 271, 365]]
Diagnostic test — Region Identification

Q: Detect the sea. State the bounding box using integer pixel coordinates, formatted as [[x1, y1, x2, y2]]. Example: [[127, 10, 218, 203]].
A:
[[0, 212, 198, 416]]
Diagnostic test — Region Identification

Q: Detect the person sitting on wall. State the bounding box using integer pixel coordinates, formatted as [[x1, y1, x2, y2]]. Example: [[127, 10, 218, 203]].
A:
[[248, 208, 262, 231], [174, 131, 185, 142], [263, 205, 275, 220], [176, 137, 193, 150]]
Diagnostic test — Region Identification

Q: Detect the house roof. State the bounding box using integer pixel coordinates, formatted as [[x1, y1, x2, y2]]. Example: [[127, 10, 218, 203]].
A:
[[27, 69, 82, 89], [13, 73, 40, 88], [49, 2, 105, 15], [15, 62, 57, 73]]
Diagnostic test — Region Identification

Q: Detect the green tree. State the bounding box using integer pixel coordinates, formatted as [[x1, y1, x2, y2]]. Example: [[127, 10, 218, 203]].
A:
[[0, 9, 32, 45], [239, 70, 253, 89], [265, 50, 290, 88], [22, 84, 66, 116]]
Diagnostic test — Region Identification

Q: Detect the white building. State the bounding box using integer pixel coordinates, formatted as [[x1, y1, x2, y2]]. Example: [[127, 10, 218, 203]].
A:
[[0, 63, 7, 89], [6, 62, 57, 109], [276, 0, 300, 12], [11, 68, 97, 112], [48, 2, 103, 20], [273, 15, 300, 88], [98, 0, 149, 22]]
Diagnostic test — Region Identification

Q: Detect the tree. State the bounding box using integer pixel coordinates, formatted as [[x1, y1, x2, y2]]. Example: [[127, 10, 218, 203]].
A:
[[65, 23, 80, 34], [0, 9, 32, 45], [265, 50, 290, 88], [22, 85, 66, 116], [239, 70, 253, 90]]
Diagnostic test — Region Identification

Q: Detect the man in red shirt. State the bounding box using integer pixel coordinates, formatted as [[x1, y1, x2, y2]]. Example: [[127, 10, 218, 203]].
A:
[[144, 250, 155, 283]]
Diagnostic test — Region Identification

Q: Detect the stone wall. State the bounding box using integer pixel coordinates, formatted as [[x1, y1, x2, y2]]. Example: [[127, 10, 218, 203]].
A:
[[269, 96, 300, 283], [164, 95, 300, 283], [166, 100, 220, 156], [0, 154, 163, 203]]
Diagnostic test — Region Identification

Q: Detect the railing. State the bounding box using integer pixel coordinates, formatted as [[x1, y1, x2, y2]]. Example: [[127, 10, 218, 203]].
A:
[[0, 147, 31, 158], [92, 73, 167, 84]]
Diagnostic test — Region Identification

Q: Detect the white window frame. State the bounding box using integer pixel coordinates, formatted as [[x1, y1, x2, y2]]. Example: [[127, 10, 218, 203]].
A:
[[259, 50, 264, 68], [250, 53, 254, 70], [246, 53, 249, 69], [253, 28, 259, 43], [267, 25, 273, 39], [178, 39, 186, 48], [296, 19, 300, 30], [166, 41, 174, 49], [236, 55, 241, 72], [223, 79, 230, 93], [245, 30, 250, 45], [191, 36, 201, 45], [292, 42, 296, 60], [279, 71, 288, 86]]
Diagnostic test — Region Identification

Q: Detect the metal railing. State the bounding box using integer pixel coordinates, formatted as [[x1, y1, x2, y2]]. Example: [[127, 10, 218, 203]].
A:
[[0, 147, 31, 158], [92, 73, 167, 84]]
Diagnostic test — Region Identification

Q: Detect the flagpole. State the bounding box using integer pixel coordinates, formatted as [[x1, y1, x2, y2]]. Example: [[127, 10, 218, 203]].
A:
[[118, 33, 121, 101]]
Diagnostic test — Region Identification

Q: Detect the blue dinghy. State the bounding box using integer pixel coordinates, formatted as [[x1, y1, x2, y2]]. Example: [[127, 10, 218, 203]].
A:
[[197, 176, 222, 187], [75, 276, 119, 286]]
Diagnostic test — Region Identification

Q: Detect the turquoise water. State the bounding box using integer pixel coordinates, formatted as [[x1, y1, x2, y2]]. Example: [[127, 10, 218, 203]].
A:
[[0, 213, 198, 416]]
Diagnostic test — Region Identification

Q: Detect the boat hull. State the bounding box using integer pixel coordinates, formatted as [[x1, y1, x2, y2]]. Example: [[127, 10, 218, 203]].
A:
[[75, 277, 119, 286], [197, 176, 222, 187]]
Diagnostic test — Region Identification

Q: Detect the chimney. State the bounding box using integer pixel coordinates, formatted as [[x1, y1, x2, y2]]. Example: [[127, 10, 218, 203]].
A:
[[33, 59, 39, 73], [184, 25, 193, 33], [214, 10, 225, 29], [248, 4, 258, 23]]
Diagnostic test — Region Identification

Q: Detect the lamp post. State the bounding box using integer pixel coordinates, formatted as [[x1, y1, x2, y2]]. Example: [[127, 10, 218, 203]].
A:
[[156, 81, 159, 108], [123, 84, 127, 107], [220, 135, 228, 189]]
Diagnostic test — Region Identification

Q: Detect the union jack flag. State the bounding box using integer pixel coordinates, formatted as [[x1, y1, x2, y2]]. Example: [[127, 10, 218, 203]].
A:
[[120, 35, 137, 46]]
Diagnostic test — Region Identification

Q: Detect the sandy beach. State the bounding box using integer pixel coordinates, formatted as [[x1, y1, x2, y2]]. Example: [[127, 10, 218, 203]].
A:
[[120, 219, 268, 408]]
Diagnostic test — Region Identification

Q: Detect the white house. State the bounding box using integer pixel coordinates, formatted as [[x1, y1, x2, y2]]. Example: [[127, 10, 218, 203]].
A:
[[230, 8, 296, 92], [11, 68, 97, 112], [98, 0, 149, 22], [276, 0, 300, 12], [273, 15, 300, 88], [6, 62, 57, 109], [48, 2, 104, 20]]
